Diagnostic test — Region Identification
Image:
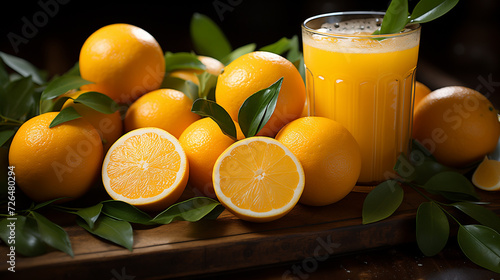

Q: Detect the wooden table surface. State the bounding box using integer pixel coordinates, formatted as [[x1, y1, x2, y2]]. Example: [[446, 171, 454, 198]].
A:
[[193, 241, 500, 280], [1, 184, 499, 280]]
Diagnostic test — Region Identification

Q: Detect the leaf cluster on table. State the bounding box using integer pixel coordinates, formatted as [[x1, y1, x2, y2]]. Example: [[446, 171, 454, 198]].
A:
[[362, 140, 500, 273], [0, 197, 224, 256]]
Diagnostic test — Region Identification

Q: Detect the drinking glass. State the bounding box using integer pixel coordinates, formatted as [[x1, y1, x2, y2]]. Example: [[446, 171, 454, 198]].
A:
[[302, 12, 421, 190]]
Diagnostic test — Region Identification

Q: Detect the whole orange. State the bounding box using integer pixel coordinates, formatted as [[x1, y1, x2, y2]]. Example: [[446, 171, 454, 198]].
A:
[[8, 112, 103, 202], [215, 51, 306, 137], [62, 91, 123, 152], [413, 86, 500, 167], [79, 23, 165, 104], [179, 117, 243, 198], [276, 116, 361, 206], [124, 89, 200, 138]]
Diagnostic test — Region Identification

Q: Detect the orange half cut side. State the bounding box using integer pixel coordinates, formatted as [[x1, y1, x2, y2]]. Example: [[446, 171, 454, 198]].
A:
[[102, 127, 189, 211], [213, 137, 305, 222], [472, 156, 500, 191]]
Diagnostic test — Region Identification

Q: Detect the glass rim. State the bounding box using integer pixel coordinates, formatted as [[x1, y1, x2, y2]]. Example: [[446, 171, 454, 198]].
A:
[[302, 11, 421, 39]]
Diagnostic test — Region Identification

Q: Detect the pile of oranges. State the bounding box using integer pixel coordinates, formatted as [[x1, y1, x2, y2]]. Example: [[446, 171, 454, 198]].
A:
[[8, 23, 500, 223]]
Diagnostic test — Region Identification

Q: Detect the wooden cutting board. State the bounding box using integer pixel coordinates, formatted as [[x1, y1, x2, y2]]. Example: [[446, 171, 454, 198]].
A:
[[1, 186, 499, 280]]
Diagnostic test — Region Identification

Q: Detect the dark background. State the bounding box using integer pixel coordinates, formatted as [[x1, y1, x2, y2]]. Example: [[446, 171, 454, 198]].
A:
[[1, 0, 499, 104]]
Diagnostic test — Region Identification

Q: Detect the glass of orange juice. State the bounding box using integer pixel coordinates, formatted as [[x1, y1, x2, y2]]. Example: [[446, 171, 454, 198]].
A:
[[302, 12, 421, 190]]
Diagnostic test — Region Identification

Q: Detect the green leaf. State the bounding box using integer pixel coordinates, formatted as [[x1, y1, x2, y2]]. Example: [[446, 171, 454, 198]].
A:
[[75, 203, 103, 230], [402, 140, 455, 184], [422, 171, 480, 201], [0, 51, 45, 84], [457, 224, 500, 273], [0, 216, 47, 257], [394, 154, 417, 181], [49, 107, 82, 128], [0, 129, 16, 147], [77, 215, 133, 251], [32, 212, 73, 257], [259, 37, 294, 55], [0, 59, 9, 85], [196, 72, 218, 99], [413, 158, 455, 185], [238, 77, 283, 138], [64, 62, 81, 76], [206, 84, 217, 102], [1, 76, 36, 120], [416, 201, 449, 256], [73, 91, 118, 114], [286, 36, 302, 64], [31, 197, 69, 210], [101, 200, 153, 225], [292, 54, 306, 83], [258, 36, 302, 75], [191, 98, 237, 141], [452, 202, 500, 233], [412, 139, 435, 159], [373, 0, 409, 35], [161, 76, 199, 101], [41, 75, 92, 101], [152, 197, 224, 224], [202, 204, 226, 220], [190, 13, 232, 60], [39, 100, 55, 115], [396, 153, 454, 185], [164, 52, 205, 73], [49, 96, 72, 112], [222, 43, 256, 65], [410, 0, 459, 23], [362, 180, 404, 224]]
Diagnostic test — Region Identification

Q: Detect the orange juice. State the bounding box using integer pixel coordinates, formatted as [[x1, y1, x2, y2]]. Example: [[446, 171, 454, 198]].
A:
[[302, 12, 421, 186]]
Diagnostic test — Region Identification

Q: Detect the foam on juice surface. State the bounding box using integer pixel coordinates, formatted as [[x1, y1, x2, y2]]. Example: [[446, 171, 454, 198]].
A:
[[316, 18, 382, 35], [303, 18, 420, 53]]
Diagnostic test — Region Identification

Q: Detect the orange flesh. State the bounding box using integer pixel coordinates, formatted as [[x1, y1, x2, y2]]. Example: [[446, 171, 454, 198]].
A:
[[218, 141, 300, 212], [107, 132, 181, 199], [474, 159, 500, 188]]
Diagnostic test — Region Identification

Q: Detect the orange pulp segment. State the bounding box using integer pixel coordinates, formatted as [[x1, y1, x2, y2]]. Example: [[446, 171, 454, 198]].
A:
[[213, 137, 304, 222], [472, 156, 500, 191], [102, 127, 189, 211]]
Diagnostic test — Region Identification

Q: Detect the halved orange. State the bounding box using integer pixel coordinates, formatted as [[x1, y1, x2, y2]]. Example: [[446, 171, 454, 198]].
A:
[[213, 137, 305, 222], [472, 156, 500, 191], [102, 127, 189, 211]]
